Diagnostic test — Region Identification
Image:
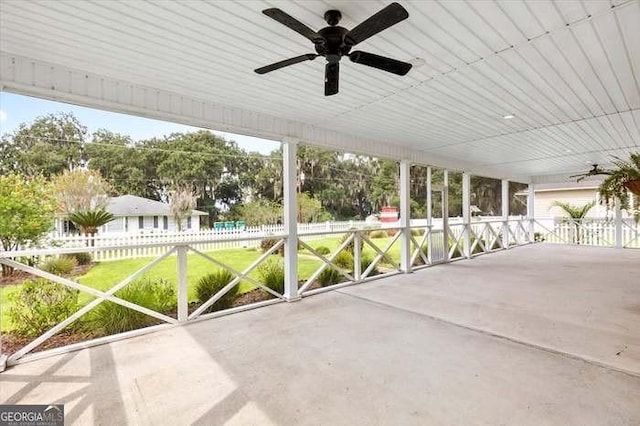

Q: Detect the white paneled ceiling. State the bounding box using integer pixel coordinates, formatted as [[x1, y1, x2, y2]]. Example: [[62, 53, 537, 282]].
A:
[[1, 0, 639, 179]]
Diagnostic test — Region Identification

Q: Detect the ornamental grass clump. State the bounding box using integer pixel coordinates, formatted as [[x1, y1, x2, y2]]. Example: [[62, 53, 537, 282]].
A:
[[257, 258, 285, 295], [41, 256, 77, 276], [86, 278, 176, 335], [195, 270, 238, 312]]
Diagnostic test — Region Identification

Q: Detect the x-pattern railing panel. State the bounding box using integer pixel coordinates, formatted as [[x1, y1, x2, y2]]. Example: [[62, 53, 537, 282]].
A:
[[360, 231, 402, 274], [410, 229, 430, 266], [447, 226, 465, 259], [298, 229, 402, 295], [188, 239, 286, 319], [298, 234, 356, 294], [0, 249, 179, 362]]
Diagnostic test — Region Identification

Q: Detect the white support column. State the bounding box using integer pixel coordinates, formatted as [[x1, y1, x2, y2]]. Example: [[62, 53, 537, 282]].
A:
[[400, 160, 412, 273], [502, 179, 510, 249], [462, 172, 471, 258], [353, 231, 362, 281], [527, 184, 536, 242], [426, 166, 433, 264], [176, 245, 188, 322], [443, 170, 450, 262], [283, 139, 300, 300], [615, 198, 623, 249]]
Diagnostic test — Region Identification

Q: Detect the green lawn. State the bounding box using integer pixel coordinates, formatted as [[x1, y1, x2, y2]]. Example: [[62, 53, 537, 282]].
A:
[[0, 234, 404, 332]]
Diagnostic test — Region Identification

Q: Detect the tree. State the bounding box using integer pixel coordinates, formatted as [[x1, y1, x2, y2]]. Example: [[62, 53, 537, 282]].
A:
[[169, 186, 197, 231], [68, 210, 115, 238], [0, 174, 57, 276], [551, 201, 595, 244], [235, 200, 282, 226], [0, 112, 87, 177], [298, 193, 326, 222], [53, 169, 112, 214], [86, 130, 163, 200]]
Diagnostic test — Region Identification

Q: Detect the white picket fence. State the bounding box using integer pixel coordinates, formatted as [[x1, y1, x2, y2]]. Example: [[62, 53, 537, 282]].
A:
[[40, 221, 373, 261], [535, 217, 640, 248]]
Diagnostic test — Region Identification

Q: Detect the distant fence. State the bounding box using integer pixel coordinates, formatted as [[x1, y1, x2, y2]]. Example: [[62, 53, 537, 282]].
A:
[[40, 221, 371, 261], [534, 217, 640, 248]]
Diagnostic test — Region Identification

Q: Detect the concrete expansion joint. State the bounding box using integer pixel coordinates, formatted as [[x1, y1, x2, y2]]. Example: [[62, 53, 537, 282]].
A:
[[336, 291, 640, 380]]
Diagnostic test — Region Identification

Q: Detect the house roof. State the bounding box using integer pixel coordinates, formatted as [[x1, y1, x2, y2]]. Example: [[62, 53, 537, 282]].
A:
[[533, 180, 601, 192], [515, 180, 601, 196], [107, 195, 208, 217]]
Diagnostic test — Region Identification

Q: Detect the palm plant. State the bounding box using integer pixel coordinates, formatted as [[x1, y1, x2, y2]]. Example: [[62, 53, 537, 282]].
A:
[[68, 209, 114, 237], [551, 201, 595, 244]]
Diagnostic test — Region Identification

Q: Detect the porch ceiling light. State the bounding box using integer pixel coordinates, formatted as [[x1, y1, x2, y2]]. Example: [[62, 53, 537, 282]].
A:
[[502, 114, 515, 119]]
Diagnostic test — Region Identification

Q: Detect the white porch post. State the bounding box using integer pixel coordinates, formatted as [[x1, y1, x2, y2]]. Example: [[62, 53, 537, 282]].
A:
[[502, 179, 510, 249], [400, 160, 411, 273], [426, 166, 433, 264], [462, 172, 471, 258], [527, 184, 535, 242], [283, 138, 300, 300], [176, 245, 188, 322], [443, 170, 450, 263], [615, 198, 623, 249]]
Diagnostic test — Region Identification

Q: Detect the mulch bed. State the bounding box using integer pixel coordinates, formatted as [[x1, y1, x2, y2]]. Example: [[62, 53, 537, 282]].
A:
[[0, 263, 96, 287], [1, 330, 99, 356], [232, 288, 273, 306], [1, 279, 328, 357]]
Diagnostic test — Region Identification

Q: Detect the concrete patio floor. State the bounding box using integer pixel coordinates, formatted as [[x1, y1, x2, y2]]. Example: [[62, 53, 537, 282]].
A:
[[1, 244, 639, 425]]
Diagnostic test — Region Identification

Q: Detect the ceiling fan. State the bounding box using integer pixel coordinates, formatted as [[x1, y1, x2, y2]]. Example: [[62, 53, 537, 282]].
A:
[[255, 2, 413, 96], [569, 164, 611, 182]]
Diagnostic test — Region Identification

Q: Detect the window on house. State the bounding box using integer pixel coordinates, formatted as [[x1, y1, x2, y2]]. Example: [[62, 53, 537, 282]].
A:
[[187, 216, 192, 229], [153, 216, 158, 228], [163, 216, 168, 230], [138, 216, 144, 229]]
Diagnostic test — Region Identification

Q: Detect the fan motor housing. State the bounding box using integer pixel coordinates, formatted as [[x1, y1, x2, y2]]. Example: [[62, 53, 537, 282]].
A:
[[316, 26, 351, 58]]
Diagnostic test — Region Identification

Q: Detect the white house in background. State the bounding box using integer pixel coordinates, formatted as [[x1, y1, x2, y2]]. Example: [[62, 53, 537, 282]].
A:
[[56, 195, 208, 235], [527, 180, 634, 219]]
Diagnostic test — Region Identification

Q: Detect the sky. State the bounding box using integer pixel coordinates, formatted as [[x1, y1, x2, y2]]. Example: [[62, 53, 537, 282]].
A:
[[0, 92, 281, 154]]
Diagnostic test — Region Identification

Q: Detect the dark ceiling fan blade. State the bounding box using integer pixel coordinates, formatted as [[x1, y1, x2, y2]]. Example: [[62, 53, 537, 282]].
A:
[[263, 8, 324, 43], [325, 62, 339, 96], [349, 51, 412, 75], [345, 2, 409, 46], [255, 54, 318, 74]]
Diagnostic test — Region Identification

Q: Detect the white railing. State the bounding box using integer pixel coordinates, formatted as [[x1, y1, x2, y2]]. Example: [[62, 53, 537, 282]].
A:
[[0, 217, 532, 369], [534, 217, 639, 248]]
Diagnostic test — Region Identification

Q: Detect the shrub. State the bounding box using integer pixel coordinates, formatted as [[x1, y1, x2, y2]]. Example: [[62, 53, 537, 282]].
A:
[[334, 250, 354, 269], [317, 250, 354, 287], [260, 237, 284, 256], [317, 267, 342, 287], [41, 256, 77, 275], [195, 270, 238, 312], [368, 230, 387, 239], [315, 246, 331, 256], [534, 232, 545, 242], [338, 232, 363, 254], [257, 258, 285, 295], [8, 279, 79, 337], [67, 252, 92, 265], [411, 228, 426, 237], [360, 254, 379, 276], [87, 278, 176, 335]]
